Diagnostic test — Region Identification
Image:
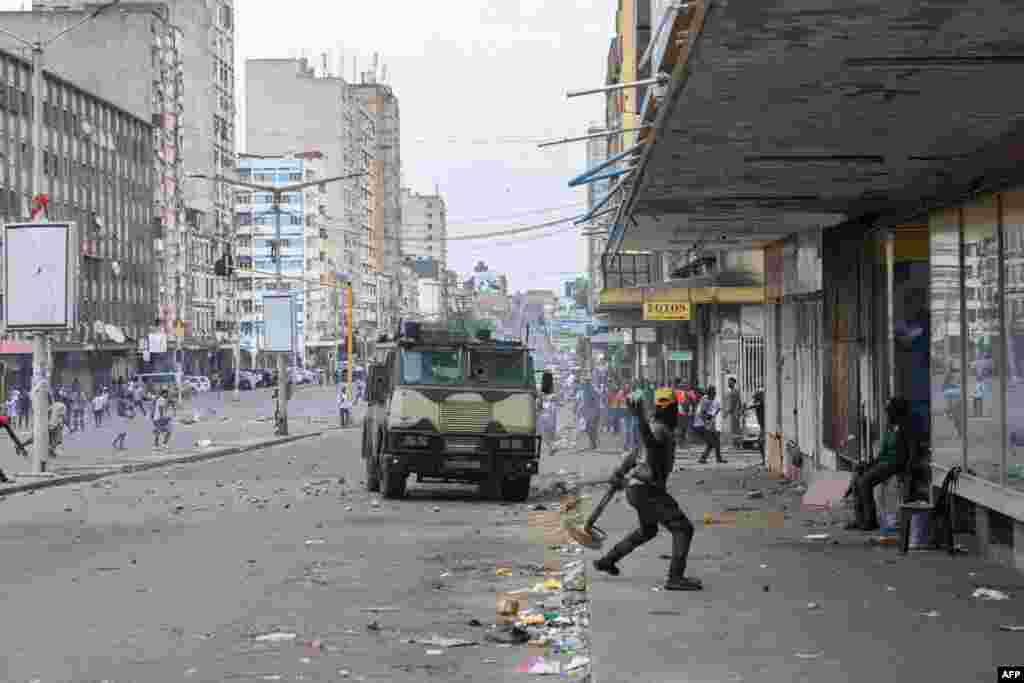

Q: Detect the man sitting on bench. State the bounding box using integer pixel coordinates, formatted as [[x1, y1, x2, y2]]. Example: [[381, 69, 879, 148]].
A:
[[846, 396, 919, 531]]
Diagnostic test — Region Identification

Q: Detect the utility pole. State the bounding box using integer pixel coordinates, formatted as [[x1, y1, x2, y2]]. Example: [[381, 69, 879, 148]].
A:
[[187, 168, 366, 436], [0, 0, 122, 474]]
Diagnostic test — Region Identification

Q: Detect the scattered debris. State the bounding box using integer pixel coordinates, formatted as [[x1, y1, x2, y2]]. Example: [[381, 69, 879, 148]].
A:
[[254, 632, 297, 643], [806, 602, 820, 610], [972, 588, 1010, 601], [425, 649, 444, 655], [304, 539, 326, 546], [999, 625, 1024, 632], [763, 585, 771, 592], [414, 636, 477, 648], [366, 621, 380, 632], [920, 610, 941, 618], [804, 534, 830, 541], [746, 490, 764, 499], [794, 651, 823, 659], [649, 609, 682, 616], [485, 625, 530, 644]]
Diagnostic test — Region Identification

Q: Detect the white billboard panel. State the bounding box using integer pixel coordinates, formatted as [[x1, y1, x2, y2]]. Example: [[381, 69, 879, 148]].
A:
[[264, 294, 295, 352], [3, 222, 78, 332]]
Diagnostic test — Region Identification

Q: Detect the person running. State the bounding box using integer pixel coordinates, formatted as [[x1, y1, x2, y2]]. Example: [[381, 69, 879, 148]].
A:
[[593, 390, 702, 591], [152, 390, 172, 449], [694, 386, 727, 464]]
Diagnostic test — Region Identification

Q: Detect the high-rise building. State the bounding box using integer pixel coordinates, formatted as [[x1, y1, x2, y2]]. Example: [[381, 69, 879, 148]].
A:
[[246, 57, 380, 336], [234, 153, 334, 369], [0, 45, 162, 392], [12, 0, 237, 375], [400, 189, 447, 270], [352, 64, 402, 333]]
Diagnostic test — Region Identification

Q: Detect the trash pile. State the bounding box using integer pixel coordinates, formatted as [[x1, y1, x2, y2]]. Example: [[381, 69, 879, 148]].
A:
[[480, 498, 595, 680]]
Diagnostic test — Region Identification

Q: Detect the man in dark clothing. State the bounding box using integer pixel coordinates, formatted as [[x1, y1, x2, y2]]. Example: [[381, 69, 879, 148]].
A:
[[847, 396, 917, 531], [593, 388, 702, 591]]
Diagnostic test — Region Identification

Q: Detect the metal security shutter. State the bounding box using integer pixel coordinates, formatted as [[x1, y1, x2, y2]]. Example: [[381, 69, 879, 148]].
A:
[[780, 301, 799, 441], [796, 297, 822, 466]]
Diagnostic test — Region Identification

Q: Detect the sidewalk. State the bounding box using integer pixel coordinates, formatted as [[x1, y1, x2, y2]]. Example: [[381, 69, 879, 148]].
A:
[[0, 385, 356, 495], [586, 448, 1024, 683]]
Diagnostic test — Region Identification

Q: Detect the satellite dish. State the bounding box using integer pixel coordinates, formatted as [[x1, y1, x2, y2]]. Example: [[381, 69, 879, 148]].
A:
[[105, 325, 126, 344]]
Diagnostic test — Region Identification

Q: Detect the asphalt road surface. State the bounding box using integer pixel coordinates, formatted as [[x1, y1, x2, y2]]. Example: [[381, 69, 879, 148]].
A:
[[0, 424, 566, 682]]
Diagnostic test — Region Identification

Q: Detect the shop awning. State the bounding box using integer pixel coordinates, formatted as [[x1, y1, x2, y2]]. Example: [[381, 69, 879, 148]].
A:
[[608, 0, 1024, 255]]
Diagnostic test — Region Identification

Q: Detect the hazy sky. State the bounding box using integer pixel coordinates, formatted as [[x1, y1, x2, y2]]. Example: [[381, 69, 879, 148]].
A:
[[234, 0, 614, 294], [3, 0, 615, 293]]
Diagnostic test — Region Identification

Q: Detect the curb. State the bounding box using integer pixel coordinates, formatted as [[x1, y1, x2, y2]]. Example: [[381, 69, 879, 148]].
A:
[[0, 429, 335, 497]]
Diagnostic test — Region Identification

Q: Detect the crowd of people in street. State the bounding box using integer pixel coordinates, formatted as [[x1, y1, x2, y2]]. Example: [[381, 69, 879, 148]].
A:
[[537, 358, 764, 461]]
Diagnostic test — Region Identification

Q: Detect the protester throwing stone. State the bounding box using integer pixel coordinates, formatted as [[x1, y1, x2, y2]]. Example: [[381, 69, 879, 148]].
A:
[[593, 389, 702, 591]]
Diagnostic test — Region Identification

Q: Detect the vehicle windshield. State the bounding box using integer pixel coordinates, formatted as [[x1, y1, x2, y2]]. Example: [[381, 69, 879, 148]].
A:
[[400, 349, 463, 385], [468, 350, 528, 387]]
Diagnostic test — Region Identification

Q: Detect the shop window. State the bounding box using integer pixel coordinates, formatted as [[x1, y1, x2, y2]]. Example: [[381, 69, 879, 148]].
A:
[[963, 196, 1002, 484], [1002, 191, 1024, 489], [930, 207, 964, 470]]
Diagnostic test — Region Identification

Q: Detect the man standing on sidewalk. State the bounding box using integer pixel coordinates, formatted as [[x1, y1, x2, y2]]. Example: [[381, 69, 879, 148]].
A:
[[152, 390, 172, 450], [594, 390, 702, 591]]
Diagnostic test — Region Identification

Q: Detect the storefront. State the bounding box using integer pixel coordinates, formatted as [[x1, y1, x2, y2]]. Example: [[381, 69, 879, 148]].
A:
[[928, 191, 1024, 535], [764, 231, 823, 474]]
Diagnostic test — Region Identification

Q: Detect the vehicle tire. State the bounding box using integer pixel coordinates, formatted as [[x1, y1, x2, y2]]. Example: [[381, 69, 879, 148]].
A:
[[381, 457, 406, 499], [502, 476, 531, 503], [364, 426, 380, 492], [481, 474, 504, 502]]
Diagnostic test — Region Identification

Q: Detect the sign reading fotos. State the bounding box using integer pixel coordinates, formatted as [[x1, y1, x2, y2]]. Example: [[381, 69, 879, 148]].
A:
[[3, 222, 79, 332], [643, 301, 691, 321]]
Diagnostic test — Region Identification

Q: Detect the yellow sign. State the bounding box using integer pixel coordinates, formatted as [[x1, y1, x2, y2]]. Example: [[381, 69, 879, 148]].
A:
[[175, 321, 185, 339], [643, 301, 691, 321]]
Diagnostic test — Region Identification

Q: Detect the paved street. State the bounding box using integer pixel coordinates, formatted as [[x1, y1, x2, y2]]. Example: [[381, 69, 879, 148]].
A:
[[0, 402, 592, 683], [3, 401, 1024, 682], [0, 386, 346, 481]]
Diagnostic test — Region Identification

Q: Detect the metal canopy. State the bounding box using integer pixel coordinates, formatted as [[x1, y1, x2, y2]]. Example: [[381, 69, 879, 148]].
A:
[[614, 0, 1024, 254]]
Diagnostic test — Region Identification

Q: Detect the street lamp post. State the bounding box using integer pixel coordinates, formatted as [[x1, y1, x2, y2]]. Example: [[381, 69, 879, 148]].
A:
[[0, 0, 122, 474], [187, 170, 367, 436]]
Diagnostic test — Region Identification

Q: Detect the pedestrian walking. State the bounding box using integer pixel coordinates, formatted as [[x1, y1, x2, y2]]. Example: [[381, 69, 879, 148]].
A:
[[151, 389, 172, 449], [133, 382, 146, 415], [92, 393, 105, 427], [577, 381, 600, 451], [48, 398, 66, 456], [694, 386, 727, 464], [102, 388, 112, 419], [539, 394, 559, 456], [17, 389, 30, 430], [337, 386, 352, 427], [593, 390, 702, 591], [72, 393, 86, 432]]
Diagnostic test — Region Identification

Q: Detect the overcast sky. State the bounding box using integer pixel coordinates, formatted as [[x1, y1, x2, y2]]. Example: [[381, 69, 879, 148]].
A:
[[234, 0, 614, 294], [2, 0, 614, 294]]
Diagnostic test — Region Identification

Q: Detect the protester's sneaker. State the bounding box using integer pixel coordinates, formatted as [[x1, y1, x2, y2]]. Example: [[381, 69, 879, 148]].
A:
[[664, 577, 703, 591], [592, 558, 621, 577]]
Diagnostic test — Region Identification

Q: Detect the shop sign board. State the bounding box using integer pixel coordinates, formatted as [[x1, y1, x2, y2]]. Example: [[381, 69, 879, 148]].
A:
[[643, 301, 691, 321], [669, 350, 693, 362]]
